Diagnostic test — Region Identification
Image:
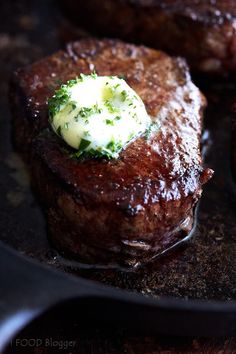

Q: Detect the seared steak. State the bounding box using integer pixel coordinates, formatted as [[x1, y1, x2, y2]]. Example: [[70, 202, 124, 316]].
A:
[[59, 0, 236, 75], [10, 39, 213, 266]]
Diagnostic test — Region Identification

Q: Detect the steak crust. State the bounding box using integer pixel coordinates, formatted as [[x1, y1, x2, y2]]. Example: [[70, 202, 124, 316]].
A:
[[59, 0, 236, 74], [10, 39, 213, 266]]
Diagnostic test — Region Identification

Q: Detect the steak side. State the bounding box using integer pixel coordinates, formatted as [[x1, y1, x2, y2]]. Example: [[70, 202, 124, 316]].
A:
[[10, 39, 213, 266]]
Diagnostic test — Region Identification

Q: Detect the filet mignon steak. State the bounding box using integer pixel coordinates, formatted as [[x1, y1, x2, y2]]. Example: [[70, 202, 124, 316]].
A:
[[10, 39, 213, 266]]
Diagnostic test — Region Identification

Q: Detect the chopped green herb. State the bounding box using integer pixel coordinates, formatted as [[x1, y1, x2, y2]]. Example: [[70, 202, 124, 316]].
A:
[[78, 71, 98, 81], [80, 73, 86, 81], [104, 100, 117, 113], [115, 116, 121, 120], [71, 147, 115, 160], [74, 104, 102, 122], [121, 90, 128, 102], [79, 107, 93, 118], [91, 70, 97, 79], [78, 138, 91, 151], [64, 122, 69, 130], [93, 103, 102, 114], [105, 119, 114, 126], [128, 133, 134, 140], [74, 113, 79, 122], [69, 101, 77, 113], [114, 83, 121, 89], [106, 139, 122, 153], [48, 85, 71, 119], [78, 104, 102, 118], [67, 77, 80, 87], [106, 140, 115, 151]]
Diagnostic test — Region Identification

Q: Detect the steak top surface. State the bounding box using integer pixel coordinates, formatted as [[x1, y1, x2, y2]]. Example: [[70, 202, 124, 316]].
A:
[[12, 39, 210, 211]]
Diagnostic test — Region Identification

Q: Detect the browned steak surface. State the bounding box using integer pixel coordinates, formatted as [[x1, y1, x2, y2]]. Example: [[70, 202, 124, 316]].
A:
[[10, 39, 213, 266], [59, 0, 236, 74]]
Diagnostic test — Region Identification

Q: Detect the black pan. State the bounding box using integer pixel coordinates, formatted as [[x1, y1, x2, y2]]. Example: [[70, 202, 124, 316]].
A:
[[0, 241, 236, 353], [0, 1, 236, 350]]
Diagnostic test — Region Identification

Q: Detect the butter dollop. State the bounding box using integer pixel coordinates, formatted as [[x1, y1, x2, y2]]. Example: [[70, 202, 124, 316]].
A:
[[48, 73, 151, 158]]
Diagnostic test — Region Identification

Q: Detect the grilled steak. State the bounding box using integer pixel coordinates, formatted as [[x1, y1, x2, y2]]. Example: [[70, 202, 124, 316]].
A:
[[59, 0, 236, 75], [10, 39, 213, 266]]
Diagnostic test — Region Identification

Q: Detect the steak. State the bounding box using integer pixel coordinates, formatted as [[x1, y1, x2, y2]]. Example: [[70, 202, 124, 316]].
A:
[[59, 0, 236, 75], [10, 39, 213, 267]]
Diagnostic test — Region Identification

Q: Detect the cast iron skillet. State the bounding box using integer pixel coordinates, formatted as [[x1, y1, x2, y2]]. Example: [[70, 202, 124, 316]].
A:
[[0, 1, 236, 351], [0, 241, 236, 354], [1, 82, 236, 347]]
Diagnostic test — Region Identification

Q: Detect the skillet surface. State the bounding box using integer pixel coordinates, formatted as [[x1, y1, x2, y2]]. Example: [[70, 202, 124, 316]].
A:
[[0, 0, 236, 339]]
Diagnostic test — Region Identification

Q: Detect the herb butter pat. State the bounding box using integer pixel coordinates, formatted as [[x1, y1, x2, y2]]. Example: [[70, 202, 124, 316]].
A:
[[48, 73, 151, 158]]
